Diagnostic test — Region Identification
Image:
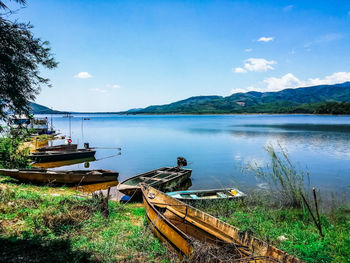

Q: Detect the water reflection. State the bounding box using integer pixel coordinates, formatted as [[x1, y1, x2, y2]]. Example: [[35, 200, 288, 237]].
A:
[[34, 114, 350, 198], [32, 157, 96, 169], [73, 180, 119, 193]]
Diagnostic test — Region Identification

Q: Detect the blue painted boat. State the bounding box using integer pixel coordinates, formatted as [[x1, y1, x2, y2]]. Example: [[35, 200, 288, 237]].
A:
[[166, 188, 246, 203]]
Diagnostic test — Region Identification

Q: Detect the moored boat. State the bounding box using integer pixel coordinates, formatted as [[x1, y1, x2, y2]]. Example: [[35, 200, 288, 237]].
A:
[[30, 149, 96, 163], [166, 188, 246, 203], [141, 184, 301, 262], [117, 166, 192, 200], [0, 168, 118, 185], [36, 144, 78, 152]]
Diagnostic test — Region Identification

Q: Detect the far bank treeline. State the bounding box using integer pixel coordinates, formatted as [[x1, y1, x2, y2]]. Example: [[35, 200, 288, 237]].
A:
[[32, 82, 350, 115], [127, 82, 350, 115]]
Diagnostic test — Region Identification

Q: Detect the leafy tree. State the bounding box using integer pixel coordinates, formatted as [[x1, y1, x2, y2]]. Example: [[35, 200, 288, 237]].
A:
[[0, 0, 57, 126], [0, 0, 25, 10]]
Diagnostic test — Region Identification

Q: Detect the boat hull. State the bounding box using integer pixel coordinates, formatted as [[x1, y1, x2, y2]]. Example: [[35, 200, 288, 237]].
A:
[[142, 186, 193, 257], [30, 149, 96, 163], [36, 144, 78, 152], [117, 167, 192, 200], [166, 188, 247, 204], [141, 184, 301, 262], [0, 169, 118, 185]]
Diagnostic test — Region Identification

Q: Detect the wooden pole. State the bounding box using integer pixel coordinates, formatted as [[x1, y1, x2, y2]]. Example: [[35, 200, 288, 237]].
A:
[[301, 192, 323, 237], [312, 187, 323, 237]]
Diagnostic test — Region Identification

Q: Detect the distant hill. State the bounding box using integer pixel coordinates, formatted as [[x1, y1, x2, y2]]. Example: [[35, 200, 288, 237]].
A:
[[30, 102, 64, 114], [124, 82, 350, 114]]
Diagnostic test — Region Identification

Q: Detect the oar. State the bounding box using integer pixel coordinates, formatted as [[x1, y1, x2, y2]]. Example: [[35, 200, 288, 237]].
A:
[[94, 153, 121, 161], [89, 147, 121, 151]]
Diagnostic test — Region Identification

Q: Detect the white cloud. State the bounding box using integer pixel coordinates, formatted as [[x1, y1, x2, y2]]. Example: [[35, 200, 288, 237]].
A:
[[306, 72, 350, 86], [90, 88, 107, 93], [231, 85, 256, 94], [244, 58, 276, 72], [234, 67, 247, 73], [74, 72, 92, 79], [263, 73, 302, 91], [106, 84, 122, 89], [233, 58, 276, 73], [304, 33, 344, 48], [244, 48, 253, 52], [231, 72, 350, 94], [257, 37, 274, 42], [283, 5, 293, 12]]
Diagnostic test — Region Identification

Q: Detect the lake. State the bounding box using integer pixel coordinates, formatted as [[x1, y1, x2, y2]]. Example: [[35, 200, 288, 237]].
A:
[[37, 114, 350, 199]]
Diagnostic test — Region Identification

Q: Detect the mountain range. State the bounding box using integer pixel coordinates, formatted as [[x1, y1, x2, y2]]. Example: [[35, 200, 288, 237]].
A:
[[125, 82, 350, 114], [30, 82, 350, 114]]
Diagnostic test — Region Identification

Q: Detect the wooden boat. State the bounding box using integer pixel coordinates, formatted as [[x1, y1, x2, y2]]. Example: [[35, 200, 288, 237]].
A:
[[29, 149, 96, 163], [166, 188, 246, 203], [36, 144, 78, 152], [0, 168, 118, 185], [117, 167, 192, 200], [141, 184, 301, 262]]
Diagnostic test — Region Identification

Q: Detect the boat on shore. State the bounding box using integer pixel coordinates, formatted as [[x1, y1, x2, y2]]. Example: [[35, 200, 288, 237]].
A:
[[166, 188, 246, 203], [0, 168, 118, 185], [36, 144, 78, 152], [117, 166, 192, 200], [30, 149, 96, 163], [141, 184, 301, 262]]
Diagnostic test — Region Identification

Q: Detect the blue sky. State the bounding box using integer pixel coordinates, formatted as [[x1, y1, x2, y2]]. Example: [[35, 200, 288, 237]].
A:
[[8, 0, 350, 111]]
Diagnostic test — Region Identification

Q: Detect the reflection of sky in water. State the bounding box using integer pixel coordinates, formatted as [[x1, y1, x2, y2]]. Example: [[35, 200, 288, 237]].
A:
[[38, 114, 350, 198]]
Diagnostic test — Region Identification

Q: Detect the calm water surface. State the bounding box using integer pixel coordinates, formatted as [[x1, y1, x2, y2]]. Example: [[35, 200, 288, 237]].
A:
[[37, 114, 350, 197]]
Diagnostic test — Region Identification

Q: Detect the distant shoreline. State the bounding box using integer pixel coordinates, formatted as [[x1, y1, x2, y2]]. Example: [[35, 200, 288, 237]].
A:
[[33, 112, 350, 116]]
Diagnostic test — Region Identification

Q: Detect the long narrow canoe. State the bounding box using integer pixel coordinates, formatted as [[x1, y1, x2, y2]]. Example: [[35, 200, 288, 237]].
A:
[[36, 144, 78, 152], [141, 184, 301, 262], [0, 168, 118, 185], [166, 188, 246, 203], [117, 167, 192, 200], [30, 149, 96, 163]]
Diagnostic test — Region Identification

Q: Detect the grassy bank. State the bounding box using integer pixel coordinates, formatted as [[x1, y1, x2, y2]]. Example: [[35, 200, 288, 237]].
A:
[[197, 196, 350, 263], [0, 176, 171, 263]]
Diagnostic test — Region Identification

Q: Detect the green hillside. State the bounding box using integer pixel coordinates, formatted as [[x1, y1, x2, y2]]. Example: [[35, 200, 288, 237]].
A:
[[126, 82, 350, 114], [29, 102, 63, 114]]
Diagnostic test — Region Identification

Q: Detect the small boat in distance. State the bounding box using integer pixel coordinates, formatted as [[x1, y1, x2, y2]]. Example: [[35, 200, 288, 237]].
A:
[[36, 144, 78, 152], [166, 188, 246, 203], [117, 166, 192, 200], [30, 149, 96, 163], [141, 184, 301, 262], [0, 168, 118, 185]]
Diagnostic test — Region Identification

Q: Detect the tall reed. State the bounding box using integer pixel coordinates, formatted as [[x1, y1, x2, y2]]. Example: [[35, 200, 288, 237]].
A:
[[249, 145, 308, 208]]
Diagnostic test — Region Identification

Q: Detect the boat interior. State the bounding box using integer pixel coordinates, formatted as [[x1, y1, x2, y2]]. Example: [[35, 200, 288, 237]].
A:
[[126, 167, 188, 186], [176, 189, 241, 199]]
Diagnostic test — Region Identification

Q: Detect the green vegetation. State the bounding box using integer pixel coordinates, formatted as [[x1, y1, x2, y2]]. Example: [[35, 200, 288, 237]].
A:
[[29, 102, 64, 114], [196, 146, 350, 262], [0, 176, 172, 262], [0, 0, 57, 125], [199, 200, 350, 263], [0, 128, 31, 169], [248, 145, 308, 208], [125, 82, 350, 115]]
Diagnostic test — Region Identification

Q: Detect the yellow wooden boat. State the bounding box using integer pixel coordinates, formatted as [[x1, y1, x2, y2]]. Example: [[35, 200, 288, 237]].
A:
[[141, 184, 302, 262]]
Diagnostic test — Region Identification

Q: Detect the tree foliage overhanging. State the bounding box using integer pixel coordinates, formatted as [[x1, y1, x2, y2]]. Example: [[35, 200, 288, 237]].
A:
[[0, 1, 57, 125]]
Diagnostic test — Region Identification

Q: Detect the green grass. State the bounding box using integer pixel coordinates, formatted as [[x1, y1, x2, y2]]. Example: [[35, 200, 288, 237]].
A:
[[197, 199, 350, 263], [1, 172, 349, 262], [0, 176, 172, 262]]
